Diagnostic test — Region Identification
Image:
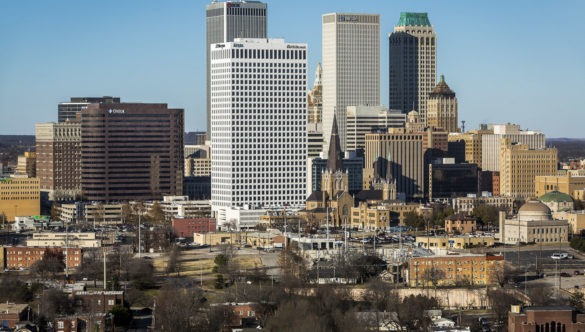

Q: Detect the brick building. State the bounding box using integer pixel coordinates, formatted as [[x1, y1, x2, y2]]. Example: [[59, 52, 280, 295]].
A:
[[408, 253, 503, 287], [508, 305, 585, 332], [0, 303, 28, 329], [4, 246, 82, 269], [54, 314, 113, 332], [73, 291, 124, 314], [171, 217, 216, 238]]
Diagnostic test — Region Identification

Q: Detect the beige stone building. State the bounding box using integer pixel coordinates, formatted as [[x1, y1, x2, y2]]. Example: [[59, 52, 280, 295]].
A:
[[567, 211, 585, 235], [499, 200, 568, 245], [426, 75, 458, 133], [193, 232, 240, 246], [539, 191, 574, 213], [0, 176, 40, 222], [499, 139, 557, 199], [482, 124, 546, 172], [535, 170, 585, 200], [307, 63, 322, 125], [184, 145, 211, 176], [444, 213, 477, 234], [447, 129, 491, 166], [365, 128, 424, 199], [451, 196, 514, 215], [15, 152, 37, 178], [350, 202, 420, 229], [408, 253, 504, 287], [26, 232, 101, 248]]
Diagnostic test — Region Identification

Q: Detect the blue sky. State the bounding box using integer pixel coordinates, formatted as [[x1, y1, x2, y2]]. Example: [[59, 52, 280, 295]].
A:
[[0, 1, 583, 138]]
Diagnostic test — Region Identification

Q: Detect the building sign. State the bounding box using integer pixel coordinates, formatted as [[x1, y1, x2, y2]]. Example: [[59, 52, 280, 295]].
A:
[[339, 15, 358, 22], [108, 109, 125, 114]]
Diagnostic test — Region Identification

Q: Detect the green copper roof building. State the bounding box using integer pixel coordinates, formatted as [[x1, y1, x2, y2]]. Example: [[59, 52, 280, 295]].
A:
[[389, 12, 437, 125], [396, 12, 432, 27]]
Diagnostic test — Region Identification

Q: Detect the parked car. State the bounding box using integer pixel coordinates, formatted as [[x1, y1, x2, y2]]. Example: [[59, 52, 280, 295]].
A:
[[574, 270, 582, 276], [551, 253, 569, 260], [560, 272, 571, 277]]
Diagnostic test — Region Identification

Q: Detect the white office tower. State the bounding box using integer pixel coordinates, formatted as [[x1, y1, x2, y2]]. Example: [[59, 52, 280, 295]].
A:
[[322, 13, 380, 154], [346, 106, 406, 152], [206, 1, 267, 139], [210, 38, 308, 222], [481, 124, 546, 172]]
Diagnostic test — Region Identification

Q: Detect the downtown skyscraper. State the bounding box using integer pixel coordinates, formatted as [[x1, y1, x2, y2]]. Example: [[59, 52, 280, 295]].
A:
[[321, 13, 380, 154], [80, 103, 184, 201], [209, 38, 307, 219], [389, 12, 437, 125], [206, 1, 267, 138]]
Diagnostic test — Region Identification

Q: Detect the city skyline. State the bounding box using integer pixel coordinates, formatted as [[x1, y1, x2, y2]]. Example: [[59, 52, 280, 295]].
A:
[[0, 0, 583, 137]]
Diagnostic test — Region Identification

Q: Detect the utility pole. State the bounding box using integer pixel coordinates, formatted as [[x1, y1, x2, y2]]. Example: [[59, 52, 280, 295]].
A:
[[344, 216, 348, 253], [138, 206, 142, 258], [65, 221, 69, 281], [103, 249, 107, 290]]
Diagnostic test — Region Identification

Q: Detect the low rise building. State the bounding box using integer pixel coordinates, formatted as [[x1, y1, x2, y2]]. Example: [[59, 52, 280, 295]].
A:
[[499, 200, 569, 245], [0, 303, 29, 329], [243, 231, 285, 248], [171, 217, 216, 238], [73, 291, 124, 314], [193, 232, 240, 246], [444, 213, 477, 234], [54, 314, 113, 332], [4, 246, 82, 269], [567, 211, 585, 235], [59, 202, 123, 224], [415, 235, 495, 251], [258, 209, 304, 229], [539, 190, 574, 213], [508, 305, 585, 332], [408, 253, 504, 287], [144, 196, 211, 221], [222, 206, 267, 231], [452, 195, 514, 215], [26, 232, 101, 248]]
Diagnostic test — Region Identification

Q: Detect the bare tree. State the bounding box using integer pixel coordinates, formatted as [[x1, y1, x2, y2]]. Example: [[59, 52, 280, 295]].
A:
[[422, 267, 447, 289], [149, 202, 165, 223], [166, 245, 180, 276], [30, 249, 65, 279], [398, 294, 440, 331], [121, 203, 133, 224], [364, 279, 400, 331], [39, 288, 73, 323], [155, 280, 204, 331], [487, 289, 520, 323]]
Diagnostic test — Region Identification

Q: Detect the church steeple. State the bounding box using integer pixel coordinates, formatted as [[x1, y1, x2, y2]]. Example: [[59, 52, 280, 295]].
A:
[[327, 114, 343, 172]]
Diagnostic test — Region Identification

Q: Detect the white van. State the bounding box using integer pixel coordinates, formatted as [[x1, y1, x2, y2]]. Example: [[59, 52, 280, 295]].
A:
[[551, 253, 569, 260]]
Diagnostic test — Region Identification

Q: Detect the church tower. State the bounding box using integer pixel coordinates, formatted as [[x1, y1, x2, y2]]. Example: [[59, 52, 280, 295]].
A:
[[322, 115, 348, 198]]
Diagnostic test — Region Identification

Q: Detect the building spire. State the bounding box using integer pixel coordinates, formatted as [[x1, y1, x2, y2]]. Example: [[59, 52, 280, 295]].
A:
[[327, 114, 343, 172]]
